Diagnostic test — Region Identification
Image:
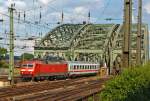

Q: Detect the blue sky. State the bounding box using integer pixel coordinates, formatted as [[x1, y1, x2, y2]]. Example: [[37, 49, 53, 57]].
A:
[[0, 0, 150, 55], [0, 0, 150, 37]]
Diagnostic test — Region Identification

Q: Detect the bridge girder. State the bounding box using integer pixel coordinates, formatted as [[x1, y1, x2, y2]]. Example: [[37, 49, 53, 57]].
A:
[[34, 24, 149, 73]]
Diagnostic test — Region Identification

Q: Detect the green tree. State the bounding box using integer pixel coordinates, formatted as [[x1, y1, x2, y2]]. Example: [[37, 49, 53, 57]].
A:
[[0, 47, 7, 59], [21, 53, 34, 61], [100, 64, 150, 101]]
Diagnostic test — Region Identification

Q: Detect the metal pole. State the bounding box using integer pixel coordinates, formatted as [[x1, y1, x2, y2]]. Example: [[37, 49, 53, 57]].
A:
[[8, 4, 14, 85], [88, 11, 90, 24], [136, 0, 142, 65], [122, 0, 132, 67], [61, 11, 64, 24]]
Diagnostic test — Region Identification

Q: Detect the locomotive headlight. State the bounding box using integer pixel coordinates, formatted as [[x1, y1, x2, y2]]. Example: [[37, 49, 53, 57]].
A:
[[21, 69, 25, 71], [28, 69, 34, 72]]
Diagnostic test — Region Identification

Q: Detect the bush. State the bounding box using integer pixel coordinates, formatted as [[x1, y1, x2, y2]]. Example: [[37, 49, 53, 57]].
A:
[[0, 60, 9, 68], [100, 63, 150, 101]]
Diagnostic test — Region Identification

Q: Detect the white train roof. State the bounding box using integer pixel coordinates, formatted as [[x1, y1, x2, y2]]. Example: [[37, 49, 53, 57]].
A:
[[67, 61, 100, 65]]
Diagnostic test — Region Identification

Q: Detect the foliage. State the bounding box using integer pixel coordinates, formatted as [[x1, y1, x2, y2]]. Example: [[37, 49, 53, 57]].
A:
[[21, 53, 34, 61], [0, 47, 7, 59], [0, 60, 9, 68], [100, 63, 150, 101]]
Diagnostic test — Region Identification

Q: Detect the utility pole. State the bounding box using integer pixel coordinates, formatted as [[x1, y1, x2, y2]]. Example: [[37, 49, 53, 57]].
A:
[[136, 0, 142, 65], [61, 10, 64, 24], [122, 0, 132, 67], [88, 11, 90, 24], [8, 4, 15, 85]]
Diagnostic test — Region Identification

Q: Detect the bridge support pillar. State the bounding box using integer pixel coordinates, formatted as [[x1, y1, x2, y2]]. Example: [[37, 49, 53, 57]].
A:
[[93, 93, 100, 101], [82, 97, 88, 101]]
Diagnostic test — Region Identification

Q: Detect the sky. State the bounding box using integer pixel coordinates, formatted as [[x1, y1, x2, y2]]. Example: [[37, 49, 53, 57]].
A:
[[0, 0, 150, 55]]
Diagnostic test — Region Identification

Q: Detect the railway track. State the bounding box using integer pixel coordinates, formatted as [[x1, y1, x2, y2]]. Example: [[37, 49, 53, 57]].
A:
[[0, 77, 109, 101], [0, 75, 21, 82]]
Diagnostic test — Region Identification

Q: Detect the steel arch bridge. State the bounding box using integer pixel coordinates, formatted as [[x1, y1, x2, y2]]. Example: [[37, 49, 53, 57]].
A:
[[34, 23, 149, 72]]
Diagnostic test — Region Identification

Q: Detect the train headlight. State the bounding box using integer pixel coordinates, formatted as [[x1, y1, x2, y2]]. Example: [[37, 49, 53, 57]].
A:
[[28, 69, 34, 72]]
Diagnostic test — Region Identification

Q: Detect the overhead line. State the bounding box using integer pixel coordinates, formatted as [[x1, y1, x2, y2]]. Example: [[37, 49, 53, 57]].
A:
[[0, 12, 52, 29]]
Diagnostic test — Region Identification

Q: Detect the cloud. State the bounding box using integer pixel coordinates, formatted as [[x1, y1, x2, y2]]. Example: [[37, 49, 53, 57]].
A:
[[5, 0, 26, 9], [0, 6, 7, 14], [144, 2, 150, 14], [14, 40, 35, 56], [14, 1, 26, 9], [74, 6, 88, 15], [132, 13, 137, 23], [39, 0, 54, 5]]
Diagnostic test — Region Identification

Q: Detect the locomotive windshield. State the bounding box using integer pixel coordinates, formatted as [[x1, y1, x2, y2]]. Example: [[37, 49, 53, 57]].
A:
[[22, 64, 33, 68]]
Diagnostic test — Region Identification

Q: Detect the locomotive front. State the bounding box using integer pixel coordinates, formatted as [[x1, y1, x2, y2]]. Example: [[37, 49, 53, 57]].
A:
[[20, 61, 35, 78]]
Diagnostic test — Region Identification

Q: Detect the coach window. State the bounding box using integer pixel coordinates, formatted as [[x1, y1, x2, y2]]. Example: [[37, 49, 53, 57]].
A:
[[95, 65, 97, 69], [72, 65, 74, 70], [70, 65, 72, 70], [74, 65, 76, 70], [76, 65, 78, 69], [80, 65, 82, 69], [77, 65, 79, 70]]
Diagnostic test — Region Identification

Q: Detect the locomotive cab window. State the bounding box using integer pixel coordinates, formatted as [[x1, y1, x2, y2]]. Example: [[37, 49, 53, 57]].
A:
[[22, 64, 27, 67], [22, 64, 33, 68], [28, 64, 33, 68]]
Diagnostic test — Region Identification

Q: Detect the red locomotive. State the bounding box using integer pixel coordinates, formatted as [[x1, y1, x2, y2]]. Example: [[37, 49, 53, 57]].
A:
[[20, 60, 100, 81]]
